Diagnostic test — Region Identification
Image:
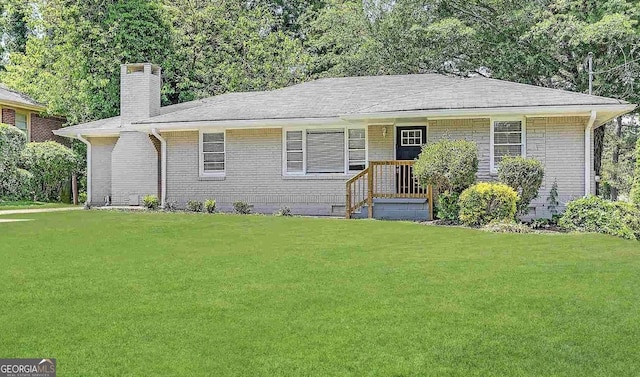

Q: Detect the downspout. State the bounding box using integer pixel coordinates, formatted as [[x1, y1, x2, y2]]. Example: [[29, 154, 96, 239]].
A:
[[584, 111, 597, 196], [76, 134, 91, 204], [151, 128, 167, 208]]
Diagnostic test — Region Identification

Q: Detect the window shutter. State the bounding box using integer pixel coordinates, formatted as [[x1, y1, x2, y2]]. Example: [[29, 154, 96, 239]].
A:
[[306, 129, 345, 173]]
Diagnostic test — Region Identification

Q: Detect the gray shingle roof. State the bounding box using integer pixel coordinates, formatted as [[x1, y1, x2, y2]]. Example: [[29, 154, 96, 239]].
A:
[[0, 85, 44, 109], [141, 74, 627, 124], [60, 73, 632, 134]]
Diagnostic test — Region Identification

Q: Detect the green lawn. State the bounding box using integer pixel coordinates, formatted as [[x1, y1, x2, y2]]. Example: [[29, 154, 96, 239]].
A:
[[1, 211, 639, 376], [0, 200, 75, 211]]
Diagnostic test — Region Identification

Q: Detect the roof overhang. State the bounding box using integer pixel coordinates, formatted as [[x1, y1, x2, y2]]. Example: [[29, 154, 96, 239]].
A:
[[53, 103, 637, 138], [130, 116, 351, 132], [53, 128, 120, 138], [0, 99, 46, 112], [342, 104, 637, 127]]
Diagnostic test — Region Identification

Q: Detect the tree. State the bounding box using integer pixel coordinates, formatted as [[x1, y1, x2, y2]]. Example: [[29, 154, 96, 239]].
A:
[[1, 0, 174, 125], [631, 138, 640, 206]]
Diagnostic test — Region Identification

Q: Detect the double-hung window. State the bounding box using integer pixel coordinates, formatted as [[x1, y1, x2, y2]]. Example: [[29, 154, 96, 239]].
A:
[[284, 127, 367, 175], [491, 119, 525, 172], [200, 131, 225, 176], [15, 112, 27, 135]]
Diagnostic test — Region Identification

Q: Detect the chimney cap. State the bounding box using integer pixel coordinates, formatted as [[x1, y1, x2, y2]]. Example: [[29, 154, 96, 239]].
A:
[[121, 63, 161, 75]]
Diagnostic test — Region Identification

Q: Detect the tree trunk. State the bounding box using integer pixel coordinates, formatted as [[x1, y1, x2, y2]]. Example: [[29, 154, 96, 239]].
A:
[[610, 117, 623, 201]]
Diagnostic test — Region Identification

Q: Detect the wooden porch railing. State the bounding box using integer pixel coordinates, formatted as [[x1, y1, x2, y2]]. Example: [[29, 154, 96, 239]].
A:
[[346, 160, 433, 219]]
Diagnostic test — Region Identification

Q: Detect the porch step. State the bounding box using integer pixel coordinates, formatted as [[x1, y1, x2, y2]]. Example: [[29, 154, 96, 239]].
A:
[[351, 198, 430, 221]]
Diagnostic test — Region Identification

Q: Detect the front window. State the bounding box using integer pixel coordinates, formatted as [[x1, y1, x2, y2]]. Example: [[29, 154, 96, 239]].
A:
[[201, 132, 225, 175], [491, 120, 524, 172], [15, 113, 27, 134], [400, 129, 422, 146], [284, 127, 366, 175]]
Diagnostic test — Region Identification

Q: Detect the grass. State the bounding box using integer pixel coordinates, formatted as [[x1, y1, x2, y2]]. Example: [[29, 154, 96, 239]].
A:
[[1, 211, 639, 376], [0, 200, 75, 211]]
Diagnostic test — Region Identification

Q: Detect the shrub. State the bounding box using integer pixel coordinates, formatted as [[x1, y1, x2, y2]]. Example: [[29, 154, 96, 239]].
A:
[[631, 138, 640, 206], [483, 220, 532, 234], [435, 191, 459, 222], [164, 200, 177, 212], [78, 192, 88, 204], [204, 199, 216, 213], [498, 156, 544, 215], [143, 195, 160, 210], [187, 200, 203, 212], [233, 201, 251, 214], [529, 216, 560, 230], [274, 206, 292, 216], [458, 182, 518, 226], [0, 123, 27, 199], [414, 139, 478, 194], [559, 196, 640, 240], [20, 141, 79, 201], [547, 180, 560, 216], [15, 169, 34, 200]]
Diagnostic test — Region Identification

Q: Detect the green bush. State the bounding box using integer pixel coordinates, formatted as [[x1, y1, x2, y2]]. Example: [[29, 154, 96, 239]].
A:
[[143, 195, 160, 210], [483, 220, 532, 234], [436, 191, 459, 222], [414, 139, 478, 194], [274, 206, 292, 216], [78, 192, 88, 204], [20, 141, 79, 201], [233, 201, 252, 214], [458, 182, 518, 226], [559, 196, 640, 240], [547, 180, 560, 216], [631, 138, 640, 206], [187, 200, 203, 212], [164, 200, 177, 212], [15, 168, 34, 200], [0, 123, 28, 199], [204, 199, 216, 213], [497, 156, 544, 215]]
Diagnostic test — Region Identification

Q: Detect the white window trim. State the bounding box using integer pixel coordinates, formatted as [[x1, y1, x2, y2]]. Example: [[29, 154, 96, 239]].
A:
[[199, 129, 226, 177], [400, 129, 423, 146], [15, 111, 30, 140], [393, 123, 428, 160], [282, 126, 368, 177], [490, 117, 526, 173], [347, 127, 367, 173]]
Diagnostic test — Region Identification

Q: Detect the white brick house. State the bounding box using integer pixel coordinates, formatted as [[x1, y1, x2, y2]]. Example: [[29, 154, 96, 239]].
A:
[[55, 63, 636, 219]]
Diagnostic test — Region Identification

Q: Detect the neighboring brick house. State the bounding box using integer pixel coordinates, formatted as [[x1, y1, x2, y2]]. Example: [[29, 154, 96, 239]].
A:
[[0, 85, 66, 143], [55, 63, 636, 219]]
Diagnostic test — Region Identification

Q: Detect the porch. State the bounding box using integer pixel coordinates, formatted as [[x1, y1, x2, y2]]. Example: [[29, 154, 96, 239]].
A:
[[346, 160, 434, 220]]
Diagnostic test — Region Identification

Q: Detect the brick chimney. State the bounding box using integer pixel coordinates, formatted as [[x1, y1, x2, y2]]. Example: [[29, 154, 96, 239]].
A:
[[120, 63, 161, 126]]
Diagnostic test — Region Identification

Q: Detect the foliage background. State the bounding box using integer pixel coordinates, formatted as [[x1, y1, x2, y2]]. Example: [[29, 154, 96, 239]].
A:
[[0, 0, 638, 198]]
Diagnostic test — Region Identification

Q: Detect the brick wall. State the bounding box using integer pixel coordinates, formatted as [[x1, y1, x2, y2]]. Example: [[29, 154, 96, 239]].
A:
[[2, 107, 65, 143], [30, 114, 66, 143], [111, 131, 159, 205], [2, 108, 15, 125]]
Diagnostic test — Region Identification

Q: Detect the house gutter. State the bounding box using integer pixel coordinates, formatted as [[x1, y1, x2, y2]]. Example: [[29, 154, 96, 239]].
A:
[[76, 134, 91, 204], [584, 111, 597, 196], [151, 128, 167, 208]]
